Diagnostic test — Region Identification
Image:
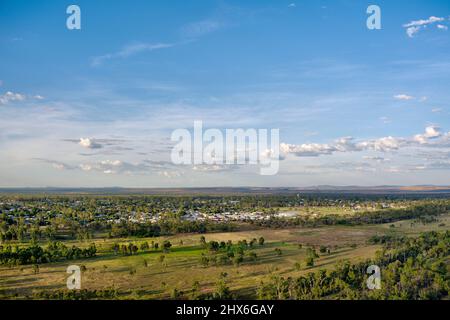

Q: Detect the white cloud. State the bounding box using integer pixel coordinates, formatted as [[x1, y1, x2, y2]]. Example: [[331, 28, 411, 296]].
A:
[[0, 91, 44, 105], [78, 138, 102, 149], [404, 16, 444, 28], [78, 159, 152, 175], [413, 135, 428, 144], [406, 26, 420, 38], [0, 91, 26, 105], [437, 24, 448, 30], [424, 126, 441, 138], [394, 94, 414, 101], [414, 126, 441, 144], [281, 126, 448, 158], [158, 171, 182, 178], [280, 142, 336, 157], [334, 137, 360, 152], [52, 163, 67, 170], [288, 3, 296, 8], [79, 164, 92, 171], [357, 136, 404, 152], [431, 108, 443, 113], [403, 16, 445, 37], [280, 135, 407, 157], [363, 156, 390, 162], [192, 164, 237, 172], [45, 158, 179, 176]]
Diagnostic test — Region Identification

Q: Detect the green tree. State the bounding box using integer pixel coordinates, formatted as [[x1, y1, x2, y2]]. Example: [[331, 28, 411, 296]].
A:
[[161, 240, 172, 253], [258, 237, 265, 246], [305, 256, 314, 267]]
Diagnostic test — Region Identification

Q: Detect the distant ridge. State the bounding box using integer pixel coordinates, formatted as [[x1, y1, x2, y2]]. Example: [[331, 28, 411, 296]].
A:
[[0, 186, 450, 195]]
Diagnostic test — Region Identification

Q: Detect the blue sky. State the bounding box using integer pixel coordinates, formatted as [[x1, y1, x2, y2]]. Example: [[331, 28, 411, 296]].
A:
[[0, 0, 450, 187]]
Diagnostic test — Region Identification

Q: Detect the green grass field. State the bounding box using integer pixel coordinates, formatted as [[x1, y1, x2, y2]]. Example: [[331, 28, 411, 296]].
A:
[[1, 211, 448, 300]]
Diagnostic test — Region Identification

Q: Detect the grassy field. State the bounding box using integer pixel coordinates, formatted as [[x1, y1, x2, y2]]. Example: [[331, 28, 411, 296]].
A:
[[1, 213, 449, 299]]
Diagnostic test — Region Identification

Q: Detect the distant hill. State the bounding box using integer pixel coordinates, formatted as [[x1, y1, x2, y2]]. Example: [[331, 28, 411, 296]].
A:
[[0, 186, 450, 195]]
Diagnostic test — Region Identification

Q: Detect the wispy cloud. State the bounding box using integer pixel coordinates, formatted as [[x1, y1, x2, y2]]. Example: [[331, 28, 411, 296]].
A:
[[379, 116, 391, 124], [403, 16, 446, 38], [92, 12, 229, 67], [0, 91, 45, 105], [91, 42, 176, 66], [394, 94, 414, 101], [0, 91, 26, 105], [34, 158, 77, 171], [64, 137, 131, 152], [38, 157, 184, 177], [181, 19, 223, 38], [363, 156, 390, 162]]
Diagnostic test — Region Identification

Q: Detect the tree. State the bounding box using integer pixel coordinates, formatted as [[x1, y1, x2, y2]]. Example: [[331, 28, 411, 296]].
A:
[[218, 254, 230, 265], [214, 272, 232, 299], [233, 254, 244, 266], [258, 237, 265, 246], [305, 256, 314, 267], [191, 281, 200, 299], [306, 247, 319, 259], [111, 243, 120, 255], [207, 241, 219, 252], [200, 236, 206, 248], [248, 251, 257, 262], [161, 240, 172, 253], [128, 243, 138, 255], [171, 288, 182, 299], [140, 242, 149, 251], [200, 253, 209, 267]]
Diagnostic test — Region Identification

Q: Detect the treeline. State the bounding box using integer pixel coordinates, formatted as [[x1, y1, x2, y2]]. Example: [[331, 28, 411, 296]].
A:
[[257, 231, 450, 300], [0, 217, 235, 243], [110, 239, 172, 255], [108, 220, 234, 238], [0, 242, 97, 265], [198, 236, 264, 267], [253, 201, 450, 228]]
